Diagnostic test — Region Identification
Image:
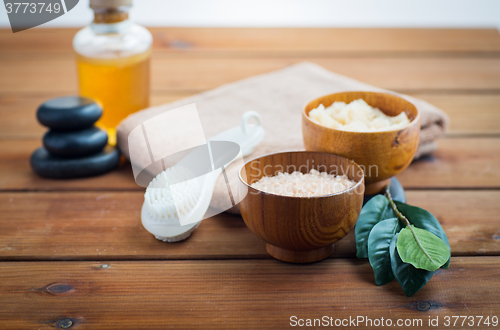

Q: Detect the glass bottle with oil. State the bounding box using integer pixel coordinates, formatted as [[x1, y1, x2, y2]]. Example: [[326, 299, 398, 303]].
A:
[[73, 0, 152, 145]]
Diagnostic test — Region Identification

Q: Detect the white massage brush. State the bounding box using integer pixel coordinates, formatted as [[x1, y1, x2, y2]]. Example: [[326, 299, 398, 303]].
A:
[[141, 111, 264, 242], [142, 166, 203, 242]]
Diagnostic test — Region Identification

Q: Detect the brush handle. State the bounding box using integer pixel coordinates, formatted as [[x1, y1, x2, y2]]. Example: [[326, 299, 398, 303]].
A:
[[208, 111, 264, 157]]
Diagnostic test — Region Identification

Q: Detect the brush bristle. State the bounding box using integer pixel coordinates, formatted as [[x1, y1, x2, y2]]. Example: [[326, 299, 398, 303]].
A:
[[144, 166, 201, 224]]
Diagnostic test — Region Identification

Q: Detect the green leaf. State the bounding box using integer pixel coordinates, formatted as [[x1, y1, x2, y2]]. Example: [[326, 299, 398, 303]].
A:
[[387, 201, 451, 269], [390, 234, 434, 297], [367, 218, 402, 285], [397, 226, 450, 271], [355, 195, 391, 258]]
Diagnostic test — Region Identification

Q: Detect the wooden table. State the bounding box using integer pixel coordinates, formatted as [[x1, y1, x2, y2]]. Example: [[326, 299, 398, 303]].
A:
[[1, 28, 499, 329]]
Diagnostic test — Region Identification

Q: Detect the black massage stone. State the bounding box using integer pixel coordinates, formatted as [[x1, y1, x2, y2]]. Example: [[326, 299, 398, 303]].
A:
[[37, 96, 102, 131], [43, 127, 108, 158], [31, 146, 119, 179]]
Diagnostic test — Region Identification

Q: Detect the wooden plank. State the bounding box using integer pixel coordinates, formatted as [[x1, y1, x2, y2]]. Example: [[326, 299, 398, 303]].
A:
[[396, 137, 500, 189], [153, 28, 500, 53], [1, 55, 500, 93], [0, 138, 499, 191], [0, 27, 497, 330], [0, 190, 498, 261], [406, 191, 500, 256], [412, 93, 500, 136], [1, 28, 500, 54], [0, 192, 265, 261], [0, 92, 188, 139], [0, 139, 137, 191], [0, 257, 498, 329], [2, 92, 498, 139], [0, 93, 48, 139]]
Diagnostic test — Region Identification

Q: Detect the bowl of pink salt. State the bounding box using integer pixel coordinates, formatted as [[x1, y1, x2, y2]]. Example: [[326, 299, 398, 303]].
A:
[[238, 151, 365, 263]]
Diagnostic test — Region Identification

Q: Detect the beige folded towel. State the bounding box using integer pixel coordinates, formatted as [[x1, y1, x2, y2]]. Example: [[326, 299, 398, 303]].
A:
[[117, 62, 449, 213]]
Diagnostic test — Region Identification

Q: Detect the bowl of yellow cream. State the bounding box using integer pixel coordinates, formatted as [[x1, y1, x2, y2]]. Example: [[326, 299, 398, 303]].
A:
[[302, 91, 420, 195]]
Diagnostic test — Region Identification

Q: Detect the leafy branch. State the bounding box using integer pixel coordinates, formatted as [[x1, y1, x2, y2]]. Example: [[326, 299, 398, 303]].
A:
[[355, 185, 451, 297], [384, 186, 411, 227], [384, 186, 438, 267]]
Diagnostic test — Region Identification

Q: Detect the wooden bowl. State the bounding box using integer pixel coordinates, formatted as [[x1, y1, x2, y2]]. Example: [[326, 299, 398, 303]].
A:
[[238, 151, 365, 263], [302, 91, 420, 195]]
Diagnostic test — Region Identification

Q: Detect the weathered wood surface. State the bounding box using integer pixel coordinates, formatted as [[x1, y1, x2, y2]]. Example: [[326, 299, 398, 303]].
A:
[[0, 258, 498, 329], [396, 138, 500, 189], [0, 27, 499, 329], [0, 138, 499, 191], [1, 93, 499, 139], [2, 28, 500, 54], [1, 55, 499, 93], [0, 190, 498, 261]]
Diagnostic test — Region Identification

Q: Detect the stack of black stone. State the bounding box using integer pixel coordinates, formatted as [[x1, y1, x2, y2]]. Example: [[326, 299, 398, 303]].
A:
[[31, 96, 120, 179]]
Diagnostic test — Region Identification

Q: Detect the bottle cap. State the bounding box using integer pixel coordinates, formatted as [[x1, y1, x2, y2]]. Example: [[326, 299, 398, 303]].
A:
[[89, 0, 132, 9]]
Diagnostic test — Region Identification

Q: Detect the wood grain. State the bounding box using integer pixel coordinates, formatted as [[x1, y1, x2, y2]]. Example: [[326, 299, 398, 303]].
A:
[[1, 92, 498, 139], [0, 190, 498, 261], [396, 137, 500, 188], [0, 92, 189, 139], [0, 192, 265, 261], [0, 27, 499, 329], [405, 191, 500, 256], [1, 28, 500, 54], [1, 55, 500, 93], [412, 93, 500, 136], [0, 140, 138, 191], [0, 257, 498, 329], [0, 138, 498, 191]]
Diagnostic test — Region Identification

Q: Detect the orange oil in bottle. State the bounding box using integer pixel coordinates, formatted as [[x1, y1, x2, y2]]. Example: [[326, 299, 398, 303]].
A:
[[76, 50, 150, 145]]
